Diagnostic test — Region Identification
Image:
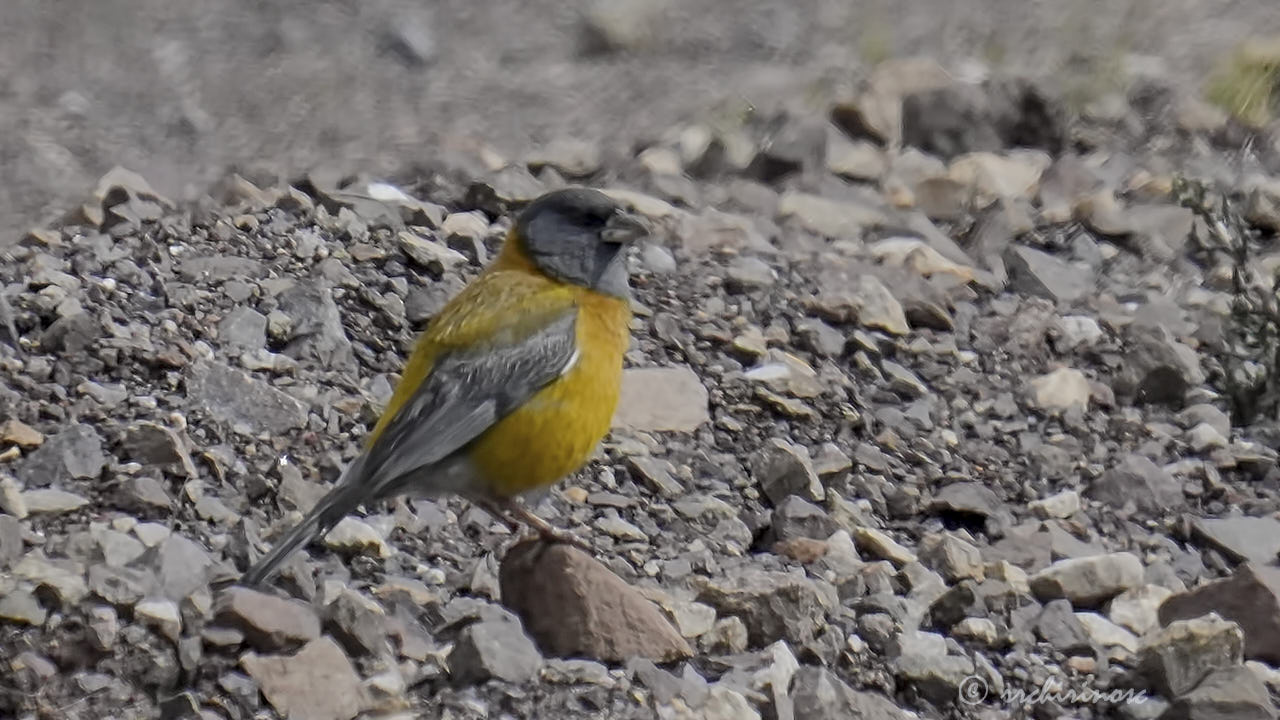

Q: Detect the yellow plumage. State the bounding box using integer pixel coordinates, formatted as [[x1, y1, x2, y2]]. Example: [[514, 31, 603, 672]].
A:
[[369, 230, 632, 497]]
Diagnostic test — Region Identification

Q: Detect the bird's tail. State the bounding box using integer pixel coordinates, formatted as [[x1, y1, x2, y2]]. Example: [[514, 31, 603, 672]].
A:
[[238, 458, 369, 587]]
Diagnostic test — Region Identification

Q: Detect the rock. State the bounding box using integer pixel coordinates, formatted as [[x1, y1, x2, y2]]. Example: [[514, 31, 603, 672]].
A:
[[1004, 245, 1093, 304], [22, 488, 89, 514], [826, 133, 888, 181], [701, 616, 750, 655], [613, 366, 710, 433], [624, 456, 684, 498], [499, 540, 691, 662], [918, 532, 984, 582], [778, 191, 887, 239], [1140, 613, 1244, 697], [135, 598, 182, 641], [1030, 552, 1144, 607], [881, 361, 929, 399], [1164, 665, 1278, 720], [323, 517, 392, 559], [0, 515, 22, 567], [88, 564, 155, 606], [155, 534, 213, 600], [219, 306, 267, 351], [1113, 325, 1205, 406], [813, 267, 909, 335], [241, 637, 364, 720], [1036, 599, 1092, 653], [949, 150, 1050, 204], [122, 422, 196, 475], [1076, 612, 1139, 654], [1246, 179, 1280, 232], [275, 281, 356, 371], [1029, 490, 1081, 519], [1051, 315, 1104, 352], [1190, 516, 1280, 566], [754, 438, 824, 504], [1159, 564, 1280, 665], [215, 587, 321, 651], [1089, 454, 1184, 514], [696, 570, 825, 647], [772, 496, 837, 542], [0, 419, 44, 448], [1028, 367, 1091, 412], [790, 666, 911, 720], [893, 652, 976, 706], [927, 482, 1004, 525], [13, 553, 88, 605], [0, 587, 47, 626], [853, 527, 917, 566], [324, 589, 387, 657], [725, 256, 777, 291], [15, 424, 105, 488], [449, 619, 544, 684], [187, 361, 309, 435], [746, 116, 827, 182], [951, 617, 999, 645], [1109, 585, 1174, 636], [577, 0, 662, 54]]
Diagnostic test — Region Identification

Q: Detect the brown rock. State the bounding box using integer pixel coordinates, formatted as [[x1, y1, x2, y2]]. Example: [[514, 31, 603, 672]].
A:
[[215, 587, 321, 651], [0, 420, 44, 448], [241, 637, 364, 720], [1159, 563, 1280, 665], [499, 540, 692, 663]]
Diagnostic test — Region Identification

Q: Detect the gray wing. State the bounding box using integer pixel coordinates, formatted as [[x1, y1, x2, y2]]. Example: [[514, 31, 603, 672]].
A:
[[359, 308, 579, 498]]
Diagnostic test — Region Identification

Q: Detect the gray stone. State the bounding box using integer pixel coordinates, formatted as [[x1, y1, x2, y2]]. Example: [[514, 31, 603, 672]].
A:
[[1089, 454, 1184, 514], [1036, 599, 1092, 653], [754, 438, 824, 504], [772, 496, 838, 541], [241, 637, 364, 720], [1140, 613, 1245, 697], [613, 366, 710, 433], [1160, 564, 1280, 665], [1004, 245, 1093, 304], [1190, 516, 1280, 566], [187, 361, 309, 435], [448, 619, 544, 684], [791, 666, 911, 720], [1164, 666, 1278, 720], [1030, 552, 1145, 607], [16, 424, 106, 488], [219, 306, 267, 351], [0, 587, 47, 626], [696, 570, 825, 647], [155, 534, 213, 600], [274, 280, 356, 371], [216, 587, 321, 651]]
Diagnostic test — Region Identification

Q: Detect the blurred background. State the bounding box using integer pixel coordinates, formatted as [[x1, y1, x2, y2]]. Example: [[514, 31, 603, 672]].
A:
[[2, 0, 1277, 235]]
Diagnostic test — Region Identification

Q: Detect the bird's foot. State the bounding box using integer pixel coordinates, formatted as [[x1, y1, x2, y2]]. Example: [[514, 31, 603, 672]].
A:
[[494, 497, 592, 552]]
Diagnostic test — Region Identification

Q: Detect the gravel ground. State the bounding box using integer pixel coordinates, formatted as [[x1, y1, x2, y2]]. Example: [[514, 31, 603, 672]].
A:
[[5, 4, 1280, 720]]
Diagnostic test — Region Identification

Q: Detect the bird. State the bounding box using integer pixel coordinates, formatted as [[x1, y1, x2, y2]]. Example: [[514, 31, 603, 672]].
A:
[[237, 187, 649, 587]]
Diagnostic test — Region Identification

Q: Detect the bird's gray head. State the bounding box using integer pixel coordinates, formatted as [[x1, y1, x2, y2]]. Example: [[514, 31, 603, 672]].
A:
[[513, 188, 650, 299]]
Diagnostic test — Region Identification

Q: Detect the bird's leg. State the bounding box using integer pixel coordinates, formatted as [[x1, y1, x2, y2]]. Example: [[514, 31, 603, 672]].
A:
[[492, 497, 591, 552], [468, 496, 524, 535]]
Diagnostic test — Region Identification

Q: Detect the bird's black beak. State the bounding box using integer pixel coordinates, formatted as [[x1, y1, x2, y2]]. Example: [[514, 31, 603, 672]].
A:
[[602, 210, 651, 245]]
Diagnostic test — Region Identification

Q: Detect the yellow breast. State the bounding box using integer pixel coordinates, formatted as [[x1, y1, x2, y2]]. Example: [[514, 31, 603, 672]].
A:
[[468, 289, 631, 496]]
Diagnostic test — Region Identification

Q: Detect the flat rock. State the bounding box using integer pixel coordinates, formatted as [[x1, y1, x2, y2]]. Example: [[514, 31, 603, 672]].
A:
[[499, 540, 691, 662], [613, 366, 710, 433], [275, 281, 357, 371], [791, 666, 911, 720], [216, 587, 321, 651], [1109, 584, 1174, 636], [1140, 613, 1244, 697], [448, 618, 544, 684], [1004, 245, 1093, 304], [241, 636, 364, 720], [1030, 552, 1144, 607], [15, 424, 105, 488], [187, 361, 308, 435], [1028, 367, 1091, 412], [1089, 454, 1184, 514], [778, 191, 888, 239], [696, 570, 825, 647], [323, 517, 392, 559], [1160, 564, 1280, 665], [22, 488, 89, 514], [1190, 516, 1280, 566], [813, 266, 910, 335], [753, 438, 824, 504], [1163, 665, 1277, 720]]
